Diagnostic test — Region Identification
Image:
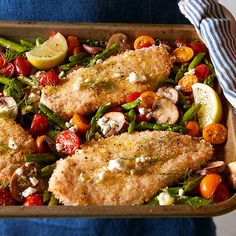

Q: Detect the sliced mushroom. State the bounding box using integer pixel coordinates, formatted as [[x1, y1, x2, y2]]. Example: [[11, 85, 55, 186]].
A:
[[10, 163, 45, 202], [151, 98, 179, 124], [157, 86, 179, 104], [199, 161, 226, 175], [97, 112, 126, 137], [82, 44, 103, 56], [0, 96, 18, 119], [106, 33, 131, 53], [226, 162, 236, 190]]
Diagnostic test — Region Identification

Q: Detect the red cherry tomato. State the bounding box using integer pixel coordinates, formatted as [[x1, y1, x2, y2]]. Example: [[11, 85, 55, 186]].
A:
[[213, 183, 230, 203], [136, 114, 148, 123], [37, 70, 60, 87], [174, 38, 187, 48], [0, 62, 15, 77], [23, 194, 43, 206], [56, 130, 80, 155], [34, 135, 48, 153], [125, 92, 141, 103], [30, 114, 48, 136], [188, 42, 208, 55], [0, 189, 16, 205], [0, 55, 4, 68], [67, 36, 81, 55], [195, 64, 210, 82], [13, 55, 32, 76]]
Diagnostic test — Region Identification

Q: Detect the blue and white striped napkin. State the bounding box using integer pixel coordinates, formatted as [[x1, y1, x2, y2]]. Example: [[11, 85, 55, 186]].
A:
[[178, 0, 236, 111]]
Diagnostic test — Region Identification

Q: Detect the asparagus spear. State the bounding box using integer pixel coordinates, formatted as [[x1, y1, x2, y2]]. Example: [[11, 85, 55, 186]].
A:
[[0, 37, 26, 53], [20, 39, 35, 49], [121, 99, 140, 111], [175, 63, 189, 82], [39, 103, 67, 130], [80, 39, 107, 48], [188, 52, 206, 71], [41, 163, 57, 177], [25, 153, 58, 163], [179, 103, 201, 126]]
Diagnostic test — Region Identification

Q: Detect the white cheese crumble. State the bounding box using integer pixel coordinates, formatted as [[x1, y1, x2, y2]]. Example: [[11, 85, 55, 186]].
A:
[[126, 72, 147, 84], [68, 126, 77, 133], [59, 71, 65, 79], [28, 92, 37, 100], [73, 80, 81, 91], [178, 188, 185, 197], [29, 177, 39, 186], [96, 59, 103, 64], [175, 85, 183, 91], [22, 187, 37, 198], [138, 107, 151, 115], [107, 158, 126, 172], [135, 156, 152, 164], [97, 117, 119, 136], [157, 192, 175, 206], [56, 143, 63, 152], [184, 68, 196, 75], [65, 122, 72, 128], [15, 167, 23, 176], [8, 137, 17, 150]]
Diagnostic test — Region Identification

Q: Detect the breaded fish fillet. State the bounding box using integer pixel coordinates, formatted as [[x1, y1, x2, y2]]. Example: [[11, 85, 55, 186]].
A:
[[49, 131, 213, 205], [41, 45, 174, 120], [0, 118, 34, 187]]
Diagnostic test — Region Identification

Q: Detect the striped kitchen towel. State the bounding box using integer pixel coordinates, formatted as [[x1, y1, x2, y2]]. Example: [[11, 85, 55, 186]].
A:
[[178, 0, 236, 111]]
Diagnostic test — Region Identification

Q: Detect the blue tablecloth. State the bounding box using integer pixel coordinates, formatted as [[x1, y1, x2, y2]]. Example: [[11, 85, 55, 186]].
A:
[[0, 0, 216, 235]]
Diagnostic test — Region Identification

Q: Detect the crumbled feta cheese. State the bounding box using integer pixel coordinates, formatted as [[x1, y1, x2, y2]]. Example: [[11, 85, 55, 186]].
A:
[[135, 156, 151, 163], [65, 122, 72, 128], [97, 117, 119, 136], [29, 177, 39, 186], [138, 107, 151, 115], [22, 187, 37, 198], [8, 137, 17, 150], [96, 59, 103, 64], [59, 71, 65, 79], [56, 143, 63, 152], [73, 80, 81, 91], [157, 192, 175, 206], [175, 85, 183, 91], [178, 188, 185, 197], [184, 68, 195, 75], [107, 158, 126, 172], [126, 72, 147, 84], [15, 167, 23, 176], [28, 92, 37, 100], [69, 126, 77, 132]]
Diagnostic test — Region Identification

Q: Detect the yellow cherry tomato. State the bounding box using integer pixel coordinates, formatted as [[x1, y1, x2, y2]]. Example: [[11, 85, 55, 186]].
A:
[[185, 120, 199, 137], [134, 35, 155, 49], [178, 74, 198, 93], [200, 173, 222, 199], [172, 46, 194, 63], [139, 91, 160, 108], [71, 114, 90, 133]]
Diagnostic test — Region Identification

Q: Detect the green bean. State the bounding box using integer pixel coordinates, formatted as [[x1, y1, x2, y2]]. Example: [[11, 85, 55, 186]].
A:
[[121, 99, 140, 111], [0, 37, 26, 53], [80, 39, 107, 48], [179, 103, 201, 126], [88, 43, 118, 67], [48, 194, 58, 206], [36, 37, 44, 46], [41, 163, 57, 177], [188, 52, 206, 71], [39, 103, 67, 130], [20, 39, 35, 49], [175, 63, 189, 82], [25, 153, 58, 163]]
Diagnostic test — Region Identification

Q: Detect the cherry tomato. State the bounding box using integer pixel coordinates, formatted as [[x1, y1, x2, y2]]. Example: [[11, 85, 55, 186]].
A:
[[174, 38, 187, 48], [56, 130, 80, 155], [0, 62, 15, 77], [200, 173, 222, 199], [139, 91, 160, 108], [188, 42, 207, 55], [136, 114, 148, 123], [213, 183, 230, 203], [34, 135, 48, 153], [134, 35, 155, 49], [178, 74, 198, 93], [36, 70, 60, 87], [71, 114, 90, 133], [195, 64, 210, 82], [185, 120, 199, 137], [0, 55, 4, 68], [13, 55, 32, 76], [0, 189, 16, 205], [125, 92, 141, 103], [172, 46, 194, 63], [30, 114, 48, 136], [24, 194, 43, 206], [73, 46, 82, 55], [67, 35, 81, 55], [202, 123, 227, 144]]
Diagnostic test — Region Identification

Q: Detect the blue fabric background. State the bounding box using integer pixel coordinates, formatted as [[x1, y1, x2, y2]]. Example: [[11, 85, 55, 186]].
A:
[[0, 0, 215, 235]]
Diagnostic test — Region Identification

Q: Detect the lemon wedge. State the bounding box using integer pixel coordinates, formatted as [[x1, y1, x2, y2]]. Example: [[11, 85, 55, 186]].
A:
[[192, 83, 223, 128], [26, 32, 68, 70]]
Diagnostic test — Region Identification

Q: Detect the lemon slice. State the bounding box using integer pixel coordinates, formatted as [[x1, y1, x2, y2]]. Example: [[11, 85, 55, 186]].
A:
[[192, 83, 223, 128], [26, 32, 68, 70]]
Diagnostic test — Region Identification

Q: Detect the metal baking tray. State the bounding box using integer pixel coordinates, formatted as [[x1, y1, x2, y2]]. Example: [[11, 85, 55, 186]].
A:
[[0, 21, 235, 217]]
